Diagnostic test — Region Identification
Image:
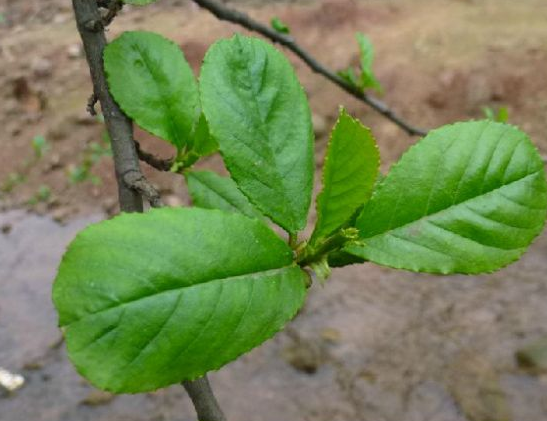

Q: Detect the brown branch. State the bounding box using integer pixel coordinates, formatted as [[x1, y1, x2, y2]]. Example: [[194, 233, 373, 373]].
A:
[[72, 0, 143, 212], [71, 3, 226, 421], [183, 377, 227, 421], [135, 140, 174, 172], [191, 0, 427, 137]]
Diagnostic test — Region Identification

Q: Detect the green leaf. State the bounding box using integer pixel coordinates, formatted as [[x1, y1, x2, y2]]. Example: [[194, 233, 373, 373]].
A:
[[122, 0, 158, 5], [104, 31, 199, 151], [186, 171, 263, 219], [53, 208, 307, 393], [337, 66, 361, 91], [482, 106, 495, 120], [483, 106, 509, 123], [191, 114, 218, 156], [182, 114, 219, 168], [271, 17, 290, 34], [356, 33, 382, 93], [311, 108, 380, 243], [32, 135, 49, 158], [346, 120, 547, 274], [497, 107, 509, 123], [200, 34, 314, 234]]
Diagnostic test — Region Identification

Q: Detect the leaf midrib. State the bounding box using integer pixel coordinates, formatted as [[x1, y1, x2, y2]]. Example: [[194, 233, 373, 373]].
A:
[[357, 169, 543, 243], [64, 265, 298, 326]]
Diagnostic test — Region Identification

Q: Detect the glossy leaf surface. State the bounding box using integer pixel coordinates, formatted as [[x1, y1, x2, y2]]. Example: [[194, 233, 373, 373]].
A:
[[186, 170, 262, 219], [200, 34, 314, 234], [53, 208, 307, 393], [183, 114, 219, 167], [311, 108, 380, 243], [104, 31, 199, 150], [346, 120, 547, 274]]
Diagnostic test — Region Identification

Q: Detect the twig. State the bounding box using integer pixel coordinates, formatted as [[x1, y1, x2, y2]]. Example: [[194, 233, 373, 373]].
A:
[[183, 377, 227, 421], [71, 3, 226, 421], [190, 0, 427, 137], [135, 140, 174, 171], [100, 0, 124, 27]]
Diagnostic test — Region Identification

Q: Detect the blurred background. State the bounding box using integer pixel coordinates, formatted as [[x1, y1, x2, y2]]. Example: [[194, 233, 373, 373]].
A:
[[1, 0, 547, 420]]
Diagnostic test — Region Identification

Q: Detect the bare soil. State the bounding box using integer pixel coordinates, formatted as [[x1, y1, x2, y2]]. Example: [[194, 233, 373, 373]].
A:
[[1, 0, 547, 420]]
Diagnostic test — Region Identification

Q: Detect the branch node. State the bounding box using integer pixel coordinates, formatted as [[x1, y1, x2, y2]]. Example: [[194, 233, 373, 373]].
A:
[[87, 92, 98, 116], [102, 0, 123, 27], [83, 18, 103, 32], [123, 170, 163, 208]]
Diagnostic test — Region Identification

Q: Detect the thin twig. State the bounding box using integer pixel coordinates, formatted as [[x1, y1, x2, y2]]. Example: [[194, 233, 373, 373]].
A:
[[183, 377, 227, 421], [135, 140, 174, 172], [100, 0, 124, 27], [190, 0, 427, 137]]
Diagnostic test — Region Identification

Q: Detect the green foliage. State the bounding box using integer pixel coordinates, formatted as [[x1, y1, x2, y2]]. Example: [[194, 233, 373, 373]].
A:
[[54, 30, 547, 397], [1, 134, 50, 196], [1, 172, 26, 193], [32, 135, 50, 159], [337, 66, 360, 90], [28, 184, 51, 205], [104, 31, 199, 152], [310, 107, 380, 244], [271, 17, 290, 34], [346, 121, 547, 274], [67, 137, 112, 185], [186, 170, 263, 219], [53, 208, 308, 392], [337, 34, 382, 93], [200, 34, 314, 234], [356, 33, 383, 93], [483, 106, 509, 123], [180, 114, 219, 168]]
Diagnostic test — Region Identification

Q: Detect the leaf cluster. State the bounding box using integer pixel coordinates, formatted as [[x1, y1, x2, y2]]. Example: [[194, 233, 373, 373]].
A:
[[53, 31, 547, 394]]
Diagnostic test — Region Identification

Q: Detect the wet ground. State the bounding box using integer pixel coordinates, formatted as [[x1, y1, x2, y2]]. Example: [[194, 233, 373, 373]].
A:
[[1, 210, 547, 421]]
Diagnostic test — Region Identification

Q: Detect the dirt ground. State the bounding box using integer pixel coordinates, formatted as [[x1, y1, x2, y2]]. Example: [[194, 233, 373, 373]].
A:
[[1, 0, 547, 420]]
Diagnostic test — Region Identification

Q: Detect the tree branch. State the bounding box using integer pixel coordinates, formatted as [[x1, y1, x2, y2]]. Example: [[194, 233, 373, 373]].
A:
[[191, 0, 427, 137], [72, 0, 144, 212], [183, 377, 227, 421]]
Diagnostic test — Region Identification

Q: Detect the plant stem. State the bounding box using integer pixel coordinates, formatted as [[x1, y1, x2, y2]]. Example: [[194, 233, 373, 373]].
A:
[[70, 2, 226, 420], [297, 228, 359, 267], [183, 377, 227, 421], [71, 0, 142, 212]]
